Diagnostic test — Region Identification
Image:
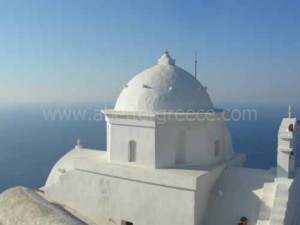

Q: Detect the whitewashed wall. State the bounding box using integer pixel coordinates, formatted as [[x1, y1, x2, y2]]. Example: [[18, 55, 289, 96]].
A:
[[46, 169, 196, 225]]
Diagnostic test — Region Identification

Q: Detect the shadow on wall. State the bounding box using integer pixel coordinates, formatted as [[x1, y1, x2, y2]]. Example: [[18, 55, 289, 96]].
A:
[[284, 172, 300, 225], [203, 167, 269, 225]]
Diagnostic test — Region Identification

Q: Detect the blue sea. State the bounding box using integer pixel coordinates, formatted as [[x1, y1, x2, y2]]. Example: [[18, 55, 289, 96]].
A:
[[0, 103, 299, 192]]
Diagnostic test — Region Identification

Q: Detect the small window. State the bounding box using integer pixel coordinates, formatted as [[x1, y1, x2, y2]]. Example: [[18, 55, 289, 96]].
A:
[[128, 140, 136, 162], [121, 220, 133, 225], [288, 124, 294, 132], [214, 140, 220, 156], [290, 140, 293, 148]]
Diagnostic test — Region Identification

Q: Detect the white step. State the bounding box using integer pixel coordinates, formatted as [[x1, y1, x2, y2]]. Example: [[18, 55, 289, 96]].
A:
[[257, 182, 277, 221], [269, 182, 292, 225], [256, 220, 270, 225], [258, 205, 271, 220], [262, 183, 277, 193]]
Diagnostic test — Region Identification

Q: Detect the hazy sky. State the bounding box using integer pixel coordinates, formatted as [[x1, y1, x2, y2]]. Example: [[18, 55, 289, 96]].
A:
[[0, 0, 299, 105]]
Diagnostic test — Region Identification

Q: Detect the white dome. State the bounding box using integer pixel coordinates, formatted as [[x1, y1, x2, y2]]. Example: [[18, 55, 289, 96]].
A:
[[114, 51, 213, 112]]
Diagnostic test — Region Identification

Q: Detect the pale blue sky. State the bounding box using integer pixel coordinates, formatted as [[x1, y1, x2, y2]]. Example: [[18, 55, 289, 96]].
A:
[[0, 0, 299, 105]]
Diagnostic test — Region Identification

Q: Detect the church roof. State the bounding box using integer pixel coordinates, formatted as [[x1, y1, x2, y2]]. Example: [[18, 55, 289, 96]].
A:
[[114, 51, 213, 112]]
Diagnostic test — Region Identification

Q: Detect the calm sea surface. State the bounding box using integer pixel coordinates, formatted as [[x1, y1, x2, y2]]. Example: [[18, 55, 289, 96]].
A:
[[0, 103, 299, 192]]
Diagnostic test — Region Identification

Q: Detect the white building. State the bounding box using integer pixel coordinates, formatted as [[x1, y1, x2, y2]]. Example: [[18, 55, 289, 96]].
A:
[[1, 52, 299, 225]]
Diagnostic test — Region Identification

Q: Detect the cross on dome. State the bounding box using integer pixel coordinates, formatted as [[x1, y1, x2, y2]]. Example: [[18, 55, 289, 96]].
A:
[[158, 50, 175, 66], [75, 139, 82, 149]]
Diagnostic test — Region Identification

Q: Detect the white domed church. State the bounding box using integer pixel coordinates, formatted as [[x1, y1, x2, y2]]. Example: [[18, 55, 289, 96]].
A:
[[1, 52, 300, 225], [115, 51, 213, 112]]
